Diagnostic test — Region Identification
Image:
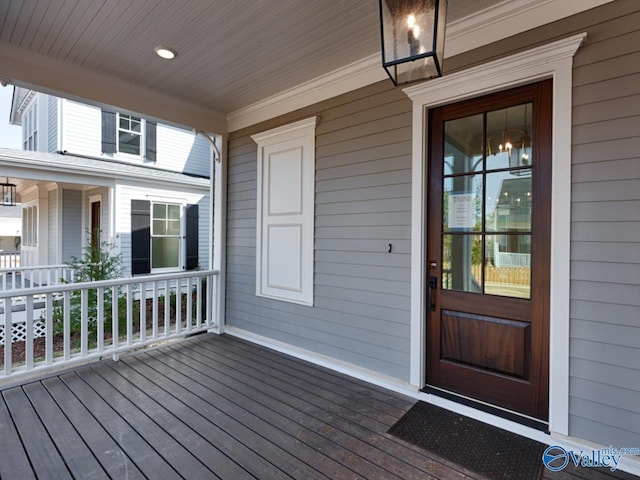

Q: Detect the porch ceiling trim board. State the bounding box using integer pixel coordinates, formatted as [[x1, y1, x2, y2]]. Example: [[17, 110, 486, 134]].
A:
[[404, 32, 587, 437], [0, 43, 228, 135], [226, 0, 614, 132]]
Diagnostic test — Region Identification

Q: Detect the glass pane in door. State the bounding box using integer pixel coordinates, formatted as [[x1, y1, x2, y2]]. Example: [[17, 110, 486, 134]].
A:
[[443, 175, 482, 233], [442, 234, 483, 293], [485, 170, 532, 232], [486, 103, 533, 171], [444, 114, 484, 175], [485, 235, 531, 298]]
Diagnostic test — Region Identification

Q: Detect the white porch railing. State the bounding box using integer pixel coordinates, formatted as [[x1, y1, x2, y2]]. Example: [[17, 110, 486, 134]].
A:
[[0, 264, 78, 290], [495, 252, 531, 268], [0, 251, 20, 269], [0, 269, 219, 381]]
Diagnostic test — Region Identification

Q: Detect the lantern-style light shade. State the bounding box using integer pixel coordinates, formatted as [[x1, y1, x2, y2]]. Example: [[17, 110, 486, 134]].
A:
[[1, 179, 17, 206], [379, 0, 447, 86]]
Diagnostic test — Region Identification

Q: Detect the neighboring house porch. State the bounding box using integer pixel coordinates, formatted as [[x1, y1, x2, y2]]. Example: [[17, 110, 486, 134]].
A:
[[0, 148, 211, 277]]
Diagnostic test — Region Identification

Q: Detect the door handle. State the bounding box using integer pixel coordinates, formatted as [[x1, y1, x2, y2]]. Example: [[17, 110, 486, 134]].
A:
[[428, 276, 437, 311]]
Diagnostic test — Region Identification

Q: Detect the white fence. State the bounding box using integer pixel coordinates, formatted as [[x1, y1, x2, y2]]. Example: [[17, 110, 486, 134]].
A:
[[494, 252, 531, 268], [0, 251, 20, 269], [0, 264, 78, 290], [0, 269, 219, 381]]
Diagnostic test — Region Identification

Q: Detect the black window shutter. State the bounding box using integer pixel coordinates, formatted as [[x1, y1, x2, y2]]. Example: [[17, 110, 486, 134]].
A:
[[185, 204, 199, 270], [146, 121, 157, 161], [131, 200, 151, 274], [101, 110, 117, 153]]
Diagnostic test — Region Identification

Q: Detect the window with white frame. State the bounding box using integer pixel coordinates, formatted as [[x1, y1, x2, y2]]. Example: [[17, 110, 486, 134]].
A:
[[22, 205, 38, 246], [23, 102, 38, 151], [102, 110, 157, 161], [131, 200, 198, 275], [151, 202, 182, 270], [251, 117, 316, 306], [118, 114, 142, 156]]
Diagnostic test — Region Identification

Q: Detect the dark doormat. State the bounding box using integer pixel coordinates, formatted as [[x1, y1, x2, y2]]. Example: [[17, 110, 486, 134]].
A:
[[388, 401, 546, 480]]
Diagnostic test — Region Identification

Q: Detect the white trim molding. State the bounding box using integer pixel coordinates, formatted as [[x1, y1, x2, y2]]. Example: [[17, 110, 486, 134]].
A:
[[403, 33, 586, 437], [226, 1, 611, 132], [228, 56, 385, 132], [445, 0, 612, 57]]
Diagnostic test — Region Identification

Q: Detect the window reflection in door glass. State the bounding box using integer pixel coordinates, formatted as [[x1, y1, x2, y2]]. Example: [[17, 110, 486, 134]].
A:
[[485, 170, 531, 232], [485, 235, 531, 299], [442, 234, 483, 293], [444, 113, 483, 175], [486, 103, 533, 171]]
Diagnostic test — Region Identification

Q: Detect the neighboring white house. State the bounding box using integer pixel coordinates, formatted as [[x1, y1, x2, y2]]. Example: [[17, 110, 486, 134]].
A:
[[0, 205, 21, 252], [5, 88, 212, 276]]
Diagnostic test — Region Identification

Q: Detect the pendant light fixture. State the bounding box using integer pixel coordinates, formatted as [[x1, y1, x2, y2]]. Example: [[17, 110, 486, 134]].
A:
[[379, 0, 447, 86], [1, 178, 16, 206]]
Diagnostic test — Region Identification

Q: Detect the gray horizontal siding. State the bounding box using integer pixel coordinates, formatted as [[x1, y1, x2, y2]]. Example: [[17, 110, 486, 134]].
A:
[[226, 81, 412, 381], [568, 1, 640, 447], [61, 189, 83, 263], [48, 188, 58, 263]]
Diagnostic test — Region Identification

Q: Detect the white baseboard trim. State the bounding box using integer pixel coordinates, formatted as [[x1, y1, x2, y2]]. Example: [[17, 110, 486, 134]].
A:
[[224, 326, 411, 393], [223, 326, 640, 477]]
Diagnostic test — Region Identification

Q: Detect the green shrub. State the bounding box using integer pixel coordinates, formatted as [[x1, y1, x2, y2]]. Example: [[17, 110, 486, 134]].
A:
[[52, 231, 123, 339]]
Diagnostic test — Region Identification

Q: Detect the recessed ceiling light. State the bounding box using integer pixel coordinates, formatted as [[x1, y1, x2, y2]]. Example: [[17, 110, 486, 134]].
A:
[[154, 46, 176, 60]]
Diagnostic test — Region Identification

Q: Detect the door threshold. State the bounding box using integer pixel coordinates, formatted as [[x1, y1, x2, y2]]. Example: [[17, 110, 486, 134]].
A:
[[421, 385, 549, 432]]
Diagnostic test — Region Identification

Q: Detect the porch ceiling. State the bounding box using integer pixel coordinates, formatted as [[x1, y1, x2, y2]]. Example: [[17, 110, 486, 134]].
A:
[[2, 0, 614, 134], [0, 0, 503, 132]]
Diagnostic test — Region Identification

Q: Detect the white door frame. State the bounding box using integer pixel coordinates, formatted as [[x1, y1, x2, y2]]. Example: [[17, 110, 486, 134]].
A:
[[404, 33, 586, 436]]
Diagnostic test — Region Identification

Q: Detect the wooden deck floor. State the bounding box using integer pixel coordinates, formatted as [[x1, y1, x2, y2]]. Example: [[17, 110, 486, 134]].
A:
[[0, 333, 480, 479], [0, 333, 637, 479]]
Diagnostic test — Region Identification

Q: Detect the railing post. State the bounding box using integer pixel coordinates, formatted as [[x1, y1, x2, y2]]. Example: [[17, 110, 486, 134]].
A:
[[152, 281, 158, 339], [111, 285, 119, 361], [126, 284, 133, 345], [139, 282, 146, 343], [196, 275, 203, 328], [25, 296, 34, 369], [164, 280, 170, 337], [97, 288, 104, 354], [63, 291, 71, 361], [81, 289, 88, 357], [45, 293, 53, 365], [206, 274, 213, 328], [175, 279, 182, 334], [4, 297, 12, 375], [186, 277, 192, 332]]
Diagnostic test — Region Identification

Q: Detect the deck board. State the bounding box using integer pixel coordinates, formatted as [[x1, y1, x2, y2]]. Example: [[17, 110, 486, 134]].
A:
[[169, 338, 473, 480], [74, 367, 216, 479], [3, 386, 72, 479], [153, 345, 420, 480], [0, 389, 36, 479], [92, 362, 249, 480], [121, 353, 307, 480], [41, 375, 148, 480], [0, 333, 636, 479], [22, 381, 109, 480], [59, 372, 181, 479]]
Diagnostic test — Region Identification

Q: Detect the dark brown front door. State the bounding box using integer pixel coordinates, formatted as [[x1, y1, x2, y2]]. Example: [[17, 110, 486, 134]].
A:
[[426, 80, 552, 421]]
